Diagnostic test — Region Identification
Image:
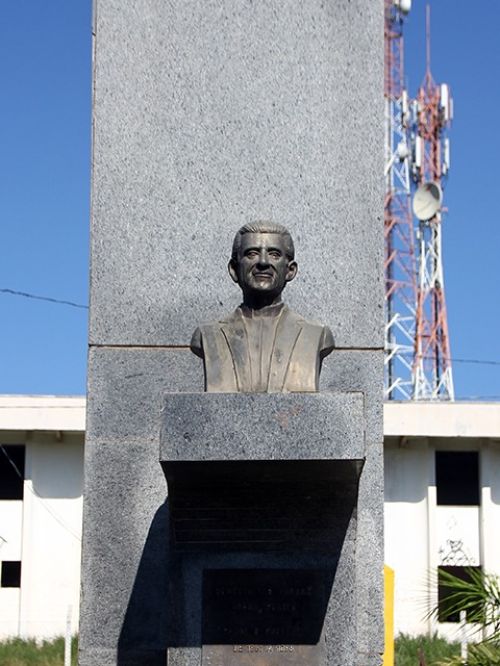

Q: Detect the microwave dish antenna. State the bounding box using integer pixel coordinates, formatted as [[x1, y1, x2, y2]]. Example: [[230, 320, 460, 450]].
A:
[[412, 181, 442, 221]]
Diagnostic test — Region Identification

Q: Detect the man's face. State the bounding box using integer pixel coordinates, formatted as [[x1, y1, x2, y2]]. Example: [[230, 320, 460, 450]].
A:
[[229, 232, 297, 298]]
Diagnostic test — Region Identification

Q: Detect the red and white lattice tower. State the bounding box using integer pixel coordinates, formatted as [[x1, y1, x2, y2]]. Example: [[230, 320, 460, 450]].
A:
[[384, 0, 418, 399], [411, 5, 454, 400]]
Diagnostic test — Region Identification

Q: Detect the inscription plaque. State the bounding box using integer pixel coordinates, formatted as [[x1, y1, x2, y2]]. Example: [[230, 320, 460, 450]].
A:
[[203, 641, 323, 666], [202, 569, 330, 666]]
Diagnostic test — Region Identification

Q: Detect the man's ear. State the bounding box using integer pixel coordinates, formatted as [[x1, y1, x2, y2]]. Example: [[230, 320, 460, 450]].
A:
[[285, 260, 298, 282], [228, 259, 239, 283]]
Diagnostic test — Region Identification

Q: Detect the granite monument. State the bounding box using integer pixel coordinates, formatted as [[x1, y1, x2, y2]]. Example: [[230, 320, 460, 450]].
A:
[[80, 1, 384, 665]]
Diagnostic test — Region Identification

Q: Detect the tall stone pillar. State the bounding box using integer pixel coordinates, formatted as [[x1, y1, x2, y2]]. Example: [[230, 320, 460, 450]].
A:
[[80, 1, 384, 665]]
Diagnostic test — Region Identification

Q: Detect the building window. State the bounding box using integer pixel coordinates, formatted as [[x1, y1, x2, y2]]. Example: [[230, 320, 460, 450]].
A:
[[435, 451, 479, 506], [0, 445, 25, 500], [438, 565, 482, 623], [1, 561, 21, 588]]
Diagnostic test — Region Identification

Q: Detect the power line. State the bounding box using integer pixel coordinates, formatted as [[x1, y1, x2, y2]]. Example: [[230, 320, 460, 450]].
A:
[[2, 287, 500, 369], [456, 396, 500, 401], [0, 288, 88, 310], [0, 443, 23, 477], [0, 444, 126, 561], [399, 352, 500, 367], [451, 358, 500, 367], [0, 445, 81, 542]]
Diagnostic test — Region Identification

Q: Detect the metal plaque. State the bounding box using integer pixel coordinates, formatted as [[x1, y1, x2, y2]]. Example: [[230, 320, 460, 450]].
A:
[[202, 569, 329, 666]]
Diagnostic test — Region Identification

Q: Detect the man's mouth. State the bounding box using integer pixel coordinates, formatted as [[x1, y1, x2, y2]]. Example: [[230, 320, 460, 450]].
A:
[[253, 272, 273, 280]]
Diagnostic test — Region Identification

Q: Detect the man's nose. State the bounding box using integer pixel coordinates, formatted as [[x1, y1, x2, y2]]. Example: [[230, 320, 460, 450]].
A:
[[257, 249, 270, 266]]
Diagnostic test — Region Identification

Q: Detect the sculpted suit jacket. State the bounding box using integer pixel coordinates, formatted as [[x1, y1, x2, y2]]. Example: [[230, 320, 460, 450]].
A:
[[191, 304, 334, 393]]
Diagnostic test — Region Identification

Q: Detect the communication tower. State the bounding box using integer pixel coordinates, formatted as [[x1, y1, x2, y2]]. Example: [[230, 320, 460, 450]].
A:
[[384, 0, 417, 399], [411, 6, 454, 400]]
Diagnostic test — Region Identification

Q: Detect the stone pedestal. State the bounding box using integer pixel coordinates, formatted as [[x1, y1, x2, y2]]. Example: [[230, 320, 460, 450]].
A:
[[80, 1, 384, 665], [159, 392, 366, 666]]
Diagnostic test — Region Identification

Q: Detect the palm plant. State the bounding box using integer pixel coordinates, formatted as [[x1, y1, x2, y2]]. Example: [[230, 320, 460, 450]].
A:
[[429, 567, 500, 665]]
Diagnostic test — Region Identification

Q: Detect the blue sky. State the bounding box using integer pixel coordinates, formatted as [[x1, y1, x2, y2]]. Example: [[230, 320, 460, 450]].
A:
[[0, 1, 499, 399], [0, 1, 91, 394], [403, 2, 500, 399]]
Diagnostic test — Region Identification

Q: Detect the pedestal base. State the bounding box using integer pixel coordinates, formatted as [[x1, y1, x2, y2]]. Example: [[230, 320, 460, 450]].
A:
[[160, 392, 366, 666]]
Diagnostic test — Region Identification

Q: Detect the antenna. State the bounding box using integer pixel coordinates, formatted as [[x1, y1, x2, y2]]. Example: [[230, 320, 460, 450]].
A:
[[384, 0, 455, 401], [412, 6, 455, 400], [383, 0, 418, 399], [413, 182, 442, 221], [426, 4, 432, 79]]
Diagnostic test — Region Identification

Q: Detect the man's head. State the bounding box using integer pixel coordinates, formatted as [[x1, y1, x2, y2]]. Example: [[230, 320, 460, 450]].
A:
[[231, 222, 295, 262], [228, 222, 298, 306]]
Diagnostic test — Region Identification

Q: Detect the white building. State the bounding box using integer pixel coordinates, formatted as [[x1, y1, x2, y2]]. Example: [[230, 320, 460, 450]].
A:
[[385, 401, 500, 640], [0, 396, 84, 639], [0, 396, 499, 640]]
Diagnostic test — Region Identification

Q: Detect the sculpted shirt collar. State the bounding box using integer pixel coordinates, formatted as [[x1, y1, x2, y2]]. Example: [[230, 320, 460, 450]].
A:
[[238, 302, 286, 319]]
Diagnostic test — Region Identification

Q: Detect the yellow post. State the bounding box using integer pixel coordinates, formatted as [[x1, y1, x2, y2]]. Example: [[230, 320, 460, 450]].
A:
[[383, 565, 395, 666]]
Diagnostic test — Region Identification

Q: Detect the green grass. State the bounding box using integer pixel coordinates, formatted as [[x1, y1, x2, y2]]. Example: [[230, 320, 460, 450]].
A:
[[395, 633, 461, 666], [0, 636, 78, 666], [0, 634, 461, 666]]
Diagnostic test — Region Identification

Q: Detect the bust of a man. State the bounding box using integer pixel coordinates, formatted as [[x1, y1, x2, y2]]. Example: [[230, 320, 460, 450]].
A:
[[191, 222, 334, 392]]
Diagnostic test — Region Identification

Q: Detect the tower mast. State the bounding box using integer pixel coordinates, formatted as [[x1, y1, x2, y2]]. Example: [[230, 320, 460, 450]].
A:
[[384, 0, 417, 399], [412, 5, 454, 400]]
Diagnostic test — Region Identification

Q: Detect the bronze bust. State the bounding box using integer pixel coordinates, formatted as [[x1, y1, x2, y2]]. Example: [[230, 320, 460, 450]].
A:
[[191, 222, 334, 392]]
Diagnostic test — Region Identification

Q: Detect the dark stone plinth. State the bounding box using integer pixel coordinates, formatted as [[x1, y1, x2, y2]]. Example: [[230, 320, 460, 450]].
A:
[[161, 392, 365, 462], [160, 392, 364, 552], [158, 392, 364, 666], [162, 458, 362, 551]]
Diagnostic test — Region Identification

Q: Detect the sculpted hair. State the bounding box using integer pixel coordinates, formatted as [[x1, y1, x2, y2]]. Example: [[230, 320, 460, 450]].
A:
[[231, 221, 295, 261]]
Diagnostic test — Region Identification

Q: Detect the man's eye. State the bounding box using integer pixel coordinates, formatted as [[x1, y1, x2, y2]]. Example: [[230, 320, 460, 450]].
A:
[[269, 251, 281, 258]]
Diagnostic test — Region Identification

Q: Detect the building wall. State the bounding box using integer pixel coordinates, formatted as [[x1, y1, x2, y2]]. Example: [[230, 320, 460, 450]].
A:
[[1, 400, 500, 641], [480, 442, 500, 580], [20, 433, 83, 639], [0, 499, 23, 637], [0, 433, 83, 640], [384, 439, 432, 635], [385, 434, 500, 639]]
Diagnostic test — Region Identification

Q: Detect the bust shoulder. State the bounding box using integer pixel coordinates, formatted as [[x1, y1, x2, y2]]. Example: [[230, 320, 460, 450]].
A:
[[190, 309, 241, 359], [284, 309, 335, 355], [191, 307, 334, 360], [190, 326, 204, 358]]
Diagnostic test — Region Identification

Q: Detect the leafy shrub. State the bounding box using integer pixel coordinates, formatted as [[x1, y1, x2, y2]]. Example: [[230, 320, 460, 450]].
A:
[[395, 633, 460, 666], [0, 636, 78, 666], [430, 568, 500, 665]]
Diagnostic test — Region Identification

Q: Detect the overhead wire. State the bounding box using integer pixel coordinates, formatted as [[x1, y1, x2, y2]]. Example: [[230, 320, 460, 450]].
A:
[[0, 288, 88, 310], [2, 287, 500, 368], [397, 352, 500, 367], [0, 445, 81, 542]]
